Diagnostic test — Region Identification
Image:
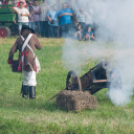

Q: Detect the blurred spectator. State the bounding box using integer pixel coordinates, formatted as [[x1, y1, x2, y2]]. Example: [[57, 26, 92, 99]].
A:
[[34, 0, 41, 35], [74, 24, 82, 41], [71, 0, 78, 12], [26, 0, 29, 7], [57, 4, 62, 37], [28, 0, 33, 10], [1, 0, 8, 5], [67, 1, 76, 35], [16, 0, 27, 7], [59, 4, 62, 10], [47, 5, 58, 38], [58, 3, 73, 37], [85, 6, 94, 30], [9, 0, 96, 40], [0, 1, 1, 5], [15, 0, 27, 7], [76, 8, 86, 38], [11, 0, 16, 6], [85, 26, 94, 40], [35, 0, 50, 38], [29, 6, 35, 30], [13, 0, 29, 36], [56, 0, 60, 10], [67, 1, 72, 13]]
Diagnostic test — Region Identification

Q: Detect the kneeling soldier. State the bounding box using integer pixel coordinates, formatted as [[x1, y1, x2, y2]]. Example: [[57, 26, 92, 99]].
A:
[[8, 25, 42, 99]]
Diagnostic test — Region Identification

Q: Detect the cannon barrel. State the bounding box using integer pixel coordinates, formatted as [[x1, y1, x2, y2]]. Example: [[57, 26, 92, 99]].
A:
[[91, 60, 110, 71], [80, 61, 110, 94], [95, 61, 110, 69]]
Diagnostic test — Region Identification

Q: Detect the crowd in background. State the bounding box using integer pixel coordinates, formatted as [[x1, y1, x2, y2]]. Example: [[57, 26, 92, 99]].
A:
[[0, 0, 95, 41]]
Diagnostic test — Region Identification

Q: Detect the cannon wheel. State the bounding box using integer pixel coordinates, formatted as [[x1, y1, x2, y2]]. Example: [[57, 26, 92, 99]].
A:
[[109, 68, 122, 90], [66, 70, 82, 91], [0, 26, 11, 38]]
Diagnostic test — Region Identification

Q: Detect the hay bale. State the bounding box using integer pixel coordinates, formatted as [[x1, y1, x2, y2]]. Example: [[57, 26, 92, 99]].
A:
[[56, 90, 98, 111]]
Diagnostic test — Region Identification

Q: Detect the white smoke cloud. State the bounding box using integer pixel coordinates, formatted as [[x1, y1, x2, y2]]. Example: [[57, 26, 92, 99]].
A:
[[62, 0, 134, 106], [62, 39, 109, 74], [106, 87, 132, 106]]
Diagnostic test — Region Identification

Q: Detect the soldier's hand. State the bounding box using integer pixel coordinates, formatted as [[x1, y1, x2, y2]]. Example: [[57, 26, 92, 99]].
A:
[[8, 60, 13, 68]]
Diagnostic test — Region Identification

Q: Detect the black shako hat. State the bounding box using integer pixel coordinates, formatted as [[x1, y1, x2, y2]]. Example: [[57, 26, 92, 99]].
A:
[[21, 24, 35, 35]]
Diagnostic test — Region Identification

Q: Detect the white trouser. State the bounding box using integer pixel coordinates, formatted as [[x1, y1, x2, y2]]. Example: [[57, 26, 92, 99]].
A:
[[22, 70, 37, 86]]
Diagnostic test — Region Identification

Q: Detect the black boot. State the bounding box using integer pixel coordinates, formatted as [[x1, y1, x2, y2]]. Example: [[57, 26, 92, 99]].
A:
[[22, 85, 29, 98], [29, 86, 36, 99]]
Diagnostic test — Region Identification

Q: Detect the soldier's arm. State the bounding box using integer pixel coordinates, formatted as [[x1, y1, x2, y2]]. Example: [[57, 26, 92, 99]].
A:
[[7, 39, 18, 64]]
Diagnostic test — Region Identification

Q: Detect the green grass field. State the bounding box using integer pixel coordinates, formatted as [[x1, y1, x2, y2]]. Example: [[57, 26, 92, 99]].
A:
[[0, 37, 134, 134]]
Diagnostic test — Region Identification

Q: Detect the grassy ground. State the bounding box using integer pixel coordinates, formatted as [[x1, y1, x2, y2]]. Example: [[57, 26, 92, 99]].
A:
[[0, 37, 134, 134]]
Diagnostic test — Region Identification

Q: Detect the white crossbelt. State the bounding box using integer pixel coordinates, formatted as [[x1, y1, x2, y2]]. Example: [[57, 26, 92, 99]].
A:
[[21, 34, 35, 56], [21, 34, 33, 69], [21, 34, 41, 73]]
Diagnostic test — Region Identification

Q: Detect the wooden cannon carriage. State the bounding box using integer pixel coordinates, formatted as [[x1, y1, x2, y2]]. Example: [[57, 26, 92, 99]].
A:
[[66, 60, 122, 94]]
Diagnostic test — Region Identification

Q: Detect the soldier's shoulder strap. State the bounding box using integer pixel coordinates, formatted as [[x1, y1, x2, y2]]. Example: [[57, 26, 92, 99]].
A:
[[21, 33, 33, 52]]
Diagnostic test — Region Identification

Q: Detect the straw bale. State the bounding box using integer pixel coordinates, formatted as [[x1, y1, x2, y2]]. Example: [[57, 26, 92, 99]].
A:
[[56, 90, 98, 111]]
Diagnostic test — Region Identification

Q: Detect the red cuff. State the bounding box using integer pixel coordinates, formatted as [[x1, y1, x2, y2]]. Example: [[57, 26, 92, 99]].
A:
[[8, 60, 12, 64]]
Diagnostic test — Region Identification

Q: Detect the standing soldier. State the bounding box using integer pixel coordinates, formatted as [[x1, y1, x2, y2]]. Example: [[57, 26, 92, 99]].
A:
[[7, 25, 42, 99]]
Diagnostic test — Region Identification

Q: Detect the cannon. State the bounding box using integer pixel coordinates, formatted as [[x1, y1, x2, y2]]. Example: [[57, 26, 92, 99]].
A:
[[48, 60, 122, 102], [66, 60, 122, 94]]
